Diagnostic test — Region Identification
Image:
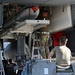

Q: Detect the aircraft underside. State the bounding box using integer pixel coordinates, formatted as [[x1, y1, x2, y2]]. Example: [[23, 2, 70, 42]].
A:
[[0, 1, 75, 75]]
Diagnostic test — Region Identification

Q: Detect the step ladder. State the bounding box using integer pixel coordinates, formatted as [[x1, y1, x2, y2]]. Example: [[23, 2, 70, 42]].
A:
[[32, 32, 42, 59], [0, 51, 5, 75], [32, 46, 41, 59], [32, 39, 41, 59]]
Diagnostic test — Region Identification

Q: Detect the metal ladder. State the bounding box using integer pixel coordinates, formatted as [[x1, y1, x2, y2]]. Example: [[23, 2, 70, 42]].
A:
[[32, 39, 40, 59], [32, 32, 41, 59], [0, 51, 5, 75]]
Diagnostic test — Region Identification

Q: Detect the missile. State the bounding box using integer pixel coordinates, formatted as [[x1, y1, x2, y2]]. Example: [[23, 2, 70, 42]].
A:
[[16, 6, 40, 21], [4, 6, 40, 28]]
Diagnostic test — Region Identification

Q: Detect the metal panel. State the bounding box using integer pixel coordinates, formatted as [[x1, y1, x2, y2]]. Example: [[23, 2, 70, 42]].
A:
[[32, 60, 56, 75], [11, 20, 50, 33], [22, 60, 56, 75], [48, 6, 72, 33], [1, 20, 50, 39]]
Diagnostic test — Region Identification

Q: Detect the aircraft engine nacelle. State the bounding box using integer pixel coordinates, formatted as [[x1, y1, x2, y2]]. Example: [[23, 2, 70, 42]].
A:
[[4, 40, 30, 61], [4, 41, 17, 61]]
